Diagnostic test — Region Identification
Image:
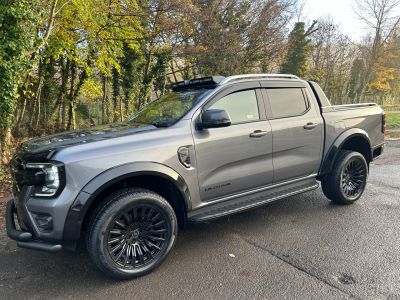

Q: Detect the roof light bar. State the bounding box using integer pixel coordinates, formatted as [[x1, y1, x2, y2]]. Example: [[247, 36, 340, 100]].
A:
[[171, 76, 226, 91]]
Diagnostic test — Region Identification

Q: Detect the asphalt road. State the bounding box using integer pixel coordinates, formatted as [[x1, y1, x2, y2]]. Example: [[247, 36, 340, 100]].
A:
[[1, 141, 399, 300]]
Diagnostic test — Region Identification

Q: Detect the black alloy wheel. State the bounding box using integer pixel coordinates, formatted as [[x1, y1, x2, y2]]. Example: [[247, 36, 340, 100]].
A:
[[321, 150, 368, 204], [107, 204, 169, 269], [87, 188, 177, 279], [340, 157, 366, 200]]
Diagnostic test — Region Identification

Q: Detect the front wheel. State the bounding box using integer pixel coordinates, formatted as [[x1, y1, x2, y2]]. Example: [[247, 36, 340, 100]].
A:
[[321, 150, 368, 204], [87, 188, 177, 279]]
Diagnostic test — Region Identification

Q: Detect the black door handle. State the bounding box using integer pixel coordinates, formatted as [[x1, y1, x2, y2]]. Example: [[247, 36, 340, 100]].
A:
[[303, 122, 318, 130], [250, 130, 268, 138]]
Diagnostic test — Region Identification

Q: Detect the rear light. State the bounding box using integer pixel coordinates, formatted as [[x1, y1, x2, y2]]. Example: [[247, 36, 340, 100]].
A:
[[382, 112, 386, 133]]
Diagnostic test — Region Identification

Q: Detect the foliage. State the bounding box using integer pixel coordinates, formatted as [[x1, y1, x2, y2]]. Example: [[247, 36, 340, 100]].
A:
[[386, 111, 400, 129], [1, 0, 400, 159], [192, 0, 293, 75], [348, 58, 366, 102], [308, 18, 358, 104], [280, 21, 317, 77], [0, 0, 41, 136]]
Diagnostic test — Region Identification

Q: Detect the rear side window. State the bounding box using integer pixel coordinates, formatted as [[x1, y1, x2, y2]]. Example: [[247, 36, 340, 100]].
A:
[[266, 88, 308, 119], [210, 90, 259, 124]]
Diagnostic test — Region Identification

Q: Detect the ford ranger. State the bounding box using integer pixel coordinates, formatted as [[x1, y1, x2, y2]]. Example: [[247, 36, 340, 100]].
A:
[[6, 74, 385, 279]]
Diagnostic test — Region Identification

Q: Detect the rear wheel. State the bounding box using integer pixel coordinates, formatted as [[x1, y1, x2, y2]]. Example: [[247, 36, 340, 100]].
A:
[[321, 150, 368, 204], [87, 188, 177, 279]]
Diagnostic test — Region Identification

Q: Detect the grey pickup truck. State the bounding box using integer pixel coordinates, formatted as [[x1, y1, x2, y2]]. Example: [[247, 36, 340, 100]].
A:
[[6, 74, 385, 279]]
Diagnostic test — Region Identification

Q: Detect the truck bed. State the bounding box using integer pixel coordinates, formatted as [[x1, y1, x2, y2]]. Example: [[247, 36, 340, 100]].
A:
[[321, 103, 384, 161]]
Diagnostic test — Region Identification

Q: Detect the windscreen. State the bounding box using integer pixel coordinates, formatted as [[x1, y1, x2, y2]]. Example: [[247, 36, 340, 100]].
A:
[[128, 89, 212, 127]]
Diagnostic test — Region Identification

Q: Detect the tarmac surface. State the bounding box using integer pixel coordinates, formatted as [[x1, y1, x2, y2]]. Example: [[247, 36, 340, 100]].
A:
[[1, 141, 399, 300]]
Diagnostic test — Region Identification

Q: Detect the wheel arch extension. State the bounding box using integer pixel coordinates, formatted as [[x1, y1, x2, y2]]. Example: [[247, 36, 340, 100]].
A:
[[63, 162, 191, 245], [318, 128, 372, 179]]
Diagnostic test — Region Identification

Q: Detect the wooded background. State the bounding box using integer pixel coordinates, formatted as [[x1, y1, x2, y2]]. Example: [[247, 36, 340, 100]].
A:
[[1, 0, 400, 165]]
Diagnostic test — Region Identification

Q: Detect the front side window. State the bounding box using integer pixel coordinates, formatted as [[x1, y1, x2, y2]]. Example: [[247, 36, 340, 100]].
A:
[[266, 88, 308, 119], [209, 90, 259, 124]]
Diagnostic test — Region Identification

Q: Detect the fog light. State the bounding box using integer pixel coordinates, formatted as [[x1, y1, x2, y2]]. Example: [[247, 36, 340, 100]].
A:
[[33, 213, 53, 232]]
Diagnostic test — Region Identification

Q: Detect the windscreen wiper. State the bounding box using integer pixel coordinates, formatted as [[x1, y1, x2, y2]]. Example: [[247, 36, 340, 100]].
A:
[[151, 122, 170, 128]]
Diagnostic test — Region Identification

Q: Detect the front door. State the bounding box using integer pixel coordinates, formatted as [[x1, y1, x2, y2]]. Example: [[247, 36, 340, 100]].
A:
[[193, 86, 274, 201]]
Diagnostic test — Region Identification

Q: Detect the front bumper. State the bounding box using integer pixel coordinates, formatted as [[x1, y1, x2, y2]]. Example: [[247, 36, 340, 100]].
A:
[[6, 199, 62, 253]]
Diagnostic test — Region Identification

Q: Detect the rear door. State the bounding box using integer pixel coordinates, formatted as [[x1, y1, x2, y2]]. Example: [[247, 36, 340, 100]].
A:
[[261, 83, 323, 183], [192, 83, 274, 201]]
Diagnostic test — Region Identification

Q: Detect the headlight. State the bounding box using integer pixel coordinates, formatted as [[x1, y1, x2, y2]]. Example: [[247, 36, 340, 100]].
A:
[[25, 162, 65, 197]]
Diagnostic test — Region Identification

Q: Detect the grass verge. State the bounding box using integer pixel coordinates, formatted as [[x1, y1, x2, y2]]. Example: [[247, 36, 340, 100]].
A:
[[386, 111, 400, 129]]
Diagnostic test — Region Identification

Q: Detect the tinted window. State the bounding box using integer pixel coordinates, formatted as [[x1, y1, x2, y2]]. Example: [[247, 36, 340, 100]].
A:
[[209, 90, 259, 123], [266, 88, 308, 119]]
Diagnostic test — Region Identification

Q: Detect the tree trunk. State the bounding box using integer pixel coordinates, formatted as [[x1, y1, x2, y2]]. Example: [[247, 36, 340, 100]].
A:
[[102, 75, 107, 124], [0, 127, 12, 165], [112, 67, 120, 122], [35, 78, 43, 131], [119, 96, 123, 122], [29, 78, 43, 131], [169, 61, 178, 82], [137, 50, 153, 110], [15, 75, 32, 133], [67, 101, 76, 130], [67, 62, 77, 130], [15, 95, 27, 133], [55, 58, 69, 131]]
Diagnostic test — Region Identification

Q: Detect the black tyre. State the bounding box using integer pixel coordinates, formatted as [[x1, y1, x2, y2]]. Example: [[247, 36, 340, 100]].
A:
[[87, 188, 177, 279], [321, 177, 333, 199], [321, 150, 368, 204]]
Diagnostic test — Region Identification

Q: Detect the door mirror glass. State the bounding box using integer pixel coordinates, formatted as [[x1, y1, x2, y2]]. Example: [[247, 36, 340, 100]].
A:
[[199, 109, 231, 129]]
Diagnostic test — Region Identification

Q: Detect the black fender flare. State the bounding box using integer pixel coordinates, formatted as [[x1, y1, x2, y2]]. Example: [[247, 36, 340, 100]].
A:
[[63, 162, 191, 244], [319, 128, 372, 178]]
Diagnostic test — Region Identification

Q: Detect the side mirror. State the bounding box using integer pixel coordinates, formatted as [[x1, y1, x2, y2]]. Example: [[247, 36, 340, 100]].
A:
[[199, 109, 231, 129]]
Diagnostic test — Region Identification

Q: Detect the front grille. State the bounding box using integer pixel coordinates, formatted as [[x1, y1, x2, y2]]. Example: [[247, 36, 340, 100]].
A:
[[11, 155, 25, 171], [10, 156, 31, 231]]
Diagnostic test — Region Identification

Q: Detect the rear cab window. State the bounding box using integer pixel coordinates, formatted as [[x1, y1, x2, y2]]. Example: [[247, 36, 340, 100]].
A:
[[265, 88, 309, 119]]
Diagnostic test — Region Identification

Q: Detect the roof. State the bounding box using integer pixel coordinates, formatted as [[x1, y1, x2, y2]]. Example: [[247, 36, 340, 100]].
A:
[[171, 74, 300, 91]]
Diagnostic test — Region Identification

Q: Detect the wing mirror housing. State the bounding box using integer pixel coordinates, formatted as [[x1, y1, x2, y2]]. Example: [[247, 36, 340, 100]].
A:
[[198, 109, 231, 129]]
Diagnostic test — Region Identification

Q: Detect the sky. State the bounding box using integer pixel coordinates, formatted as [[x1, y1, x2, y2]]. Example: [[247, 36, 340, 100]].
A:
[[305, 0, 366, 40]]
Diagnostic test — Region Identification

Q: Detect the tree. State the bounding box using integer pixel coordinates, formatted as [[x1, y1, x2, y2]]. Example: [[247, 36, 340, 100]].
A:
[[353, 0, 400, 101], [309, 18, 356, 104], [368, 34, 400, 104], [2, 0, 400, 171], [280, 21, 318, 77], [120, 43, 145, 117], [0, 0, 41, 162], [14, 0, 144, 130], [191, 0, 295, 75], [348, 58, 367, 102], [135, 0, 199, 109]]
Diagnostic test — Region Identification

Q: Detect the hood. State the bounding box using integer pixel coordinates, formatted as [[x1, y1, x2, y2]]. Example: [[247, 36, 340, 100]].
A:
[[16, 122, 157, 160]]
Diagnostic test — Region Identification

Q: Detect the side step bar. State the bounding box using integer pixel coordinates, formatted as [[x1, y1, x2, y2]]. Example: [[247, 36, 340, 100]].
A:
[[189, 182, 319, 222]]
